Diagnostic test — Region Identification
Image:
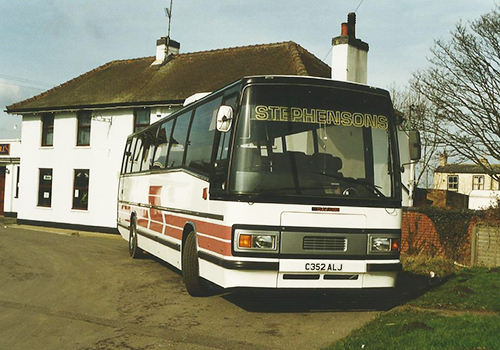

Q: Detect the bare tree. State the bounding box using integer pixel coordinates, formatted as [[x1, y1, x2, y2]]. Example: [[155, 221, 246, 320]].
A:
[[412, 7, 500, 182], [389, 84, 445, 188]]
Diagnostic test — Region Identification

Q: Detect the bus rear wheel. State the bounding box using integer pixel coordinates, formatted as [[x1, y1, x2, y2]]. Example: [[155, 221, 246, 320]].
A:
[[129, 217, 142, 258], [182, 230, 209, 297]]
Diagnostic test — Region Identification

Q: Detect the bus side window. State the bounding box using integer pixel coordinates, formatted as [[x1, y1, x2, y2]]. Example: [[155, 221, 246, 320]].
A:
[[211, 93, 238, 190], [131, 137, 143, 173], [167, 111, 192, 168], [140, 127, 156, 171], [152, 119, 173, 169], [126, 137, 139, 173], [185, 96, 223, 175], [121, 140, 132, 174]]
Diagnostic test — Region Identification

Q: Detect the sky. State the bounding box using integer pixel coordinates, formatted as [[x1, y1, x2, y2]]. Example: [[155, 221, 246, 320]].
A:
[[0, 0, 497, 139]]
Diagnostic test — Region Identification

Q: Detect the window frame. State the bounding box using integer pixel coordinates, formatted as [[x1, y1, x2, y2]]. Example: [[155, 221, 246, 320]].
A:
[[76, 111, 92, 146], [15, 166, 20, 199], [41, 113, 54, 147], [134, 108, 151, 133], [447, 175, 459, 191], [72, 169, 90, 210], [472, 175, 485, 190], [37, 168, 53, 207]]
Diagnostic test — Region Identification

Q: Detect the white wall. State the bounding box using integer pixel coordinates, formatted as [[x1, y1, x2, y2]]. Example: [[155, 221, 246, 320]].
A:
[[18, 106, 177, 229], [434, 172, 499, 195], [331, 44, 368, 84], [18, 110, 133, 229], [0, 139, 21, 215]]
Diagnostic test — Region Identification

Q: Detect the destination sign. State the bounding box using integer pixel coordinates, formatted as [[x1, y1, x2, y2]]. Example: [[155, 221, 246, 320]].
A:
[[254, 105, 388, 130]]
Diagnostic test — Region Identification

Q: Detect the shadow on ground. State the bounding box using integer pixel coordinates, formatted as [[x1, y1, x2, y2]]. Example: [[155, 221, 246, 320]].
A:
[[220, 271, 448, 313], [142, 252, 447, 313]]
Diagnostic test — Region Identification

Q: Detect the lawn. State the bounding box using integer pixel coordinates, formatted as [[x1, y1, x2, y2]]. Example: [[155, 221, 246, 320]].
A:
[[326, 261, 500, 350]]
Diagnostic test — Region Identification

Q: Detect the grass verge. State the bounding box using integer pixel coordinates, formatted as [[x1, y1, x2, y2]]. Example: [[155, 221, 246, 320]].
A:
[[327, 308, 500, 350], [325, 259, 500, 350]]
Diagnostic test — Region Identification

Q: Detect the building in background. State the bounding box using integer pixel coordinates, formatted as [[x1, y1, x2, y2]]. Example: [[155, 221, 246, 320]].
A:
[[434, 158, 500, 210], [0, 139, 21, 217], [6, 39, 330, 231]]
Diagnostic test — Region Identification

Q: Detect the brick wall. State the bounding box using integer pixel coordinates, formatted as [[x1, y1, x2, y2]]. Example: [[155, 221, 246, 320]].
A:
[[402, 209, 476, 264]]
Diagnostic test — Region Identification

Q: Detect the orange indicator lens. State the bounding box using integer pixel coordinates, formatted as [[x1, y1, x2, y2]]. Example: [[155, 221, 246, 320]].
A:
[[391, 238, 400, 251], [239, 234, 253, 248]]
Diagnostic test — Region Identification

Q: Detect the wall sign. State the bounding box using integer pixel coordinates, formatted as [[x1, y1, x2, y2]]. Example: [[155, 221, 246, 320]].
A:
[[0, 144, 10, 156]]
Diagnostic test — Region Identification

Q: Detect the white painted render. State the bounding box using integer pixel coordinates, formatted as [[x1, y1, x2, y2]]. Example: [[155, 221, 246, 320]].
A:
[[17, 107, 177, 229], [0, 139, 21, 216], [434, 171, 499, 195], [331, 44, 368, 85]]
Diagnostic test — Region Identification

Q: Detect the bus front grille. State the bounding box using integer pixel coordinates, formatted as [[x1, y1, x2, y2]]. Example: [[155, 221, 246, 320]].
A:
[[303, 237, 347, 251]]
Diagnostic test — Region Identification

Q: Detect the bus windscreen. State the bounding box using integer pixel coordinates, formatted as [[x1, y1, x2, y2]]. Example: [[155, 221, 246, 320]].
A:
[[229, 84, 397, 199]]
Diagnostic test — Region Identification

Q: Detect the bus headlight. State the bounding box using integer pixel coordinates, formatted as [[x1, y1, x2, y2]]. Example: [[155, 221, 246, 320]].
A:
[[235, 230, 278, 252], [369, 235, 400, 253]]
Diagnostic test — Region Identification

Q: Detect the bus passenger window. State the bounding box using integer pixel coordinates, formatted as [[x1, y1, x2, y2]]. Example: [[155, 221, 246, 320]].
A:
[[121, 140, 132, 174], [140, 128, 156, 171], [168, 111, 191, 168], [127, 137, 139, 173], [153, 119, 173, 169], [185, 97, 222, 174], [131, 137, 144, 173]]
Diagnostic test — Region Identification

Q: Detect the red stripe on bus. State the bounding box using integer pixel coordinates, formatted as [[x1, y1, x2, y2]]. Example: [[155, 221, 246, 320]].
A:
[[192, 219, 231, 240], [165, 223, 183, 240], [150, 221, 163, 234], [197, 234, 232, 257]]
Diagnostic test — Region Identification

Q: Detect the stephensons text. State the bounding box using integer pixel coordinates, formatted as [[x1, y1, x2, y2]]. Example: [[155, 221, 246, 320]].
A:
[[254, 105, 388, 130]]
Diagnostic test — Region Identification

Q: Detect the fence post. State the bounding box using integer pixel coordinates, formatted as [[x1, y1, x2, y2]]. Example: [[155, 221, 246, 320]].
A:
[[470, 224, 478, 267]]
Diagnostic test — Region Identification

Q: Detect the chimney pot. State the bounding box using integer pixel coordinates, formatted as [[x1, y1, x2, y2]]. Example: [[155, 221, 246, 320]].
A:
[[347, 12, 356, 38], [341, 23, 348, 36]]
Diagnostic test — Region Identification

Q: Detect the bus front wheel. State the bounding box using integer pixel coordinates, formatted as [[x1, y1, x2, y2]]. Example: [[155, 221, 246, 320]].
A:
[[129, 217, 142, 258], [182, 230, 209, 297]]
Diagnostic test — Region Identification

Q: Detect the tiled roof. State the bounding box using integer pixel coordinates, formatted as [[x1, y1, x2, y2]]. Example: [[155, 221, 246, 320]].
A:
[[7, 41, 331, 113], [435, 163, 500, 174]]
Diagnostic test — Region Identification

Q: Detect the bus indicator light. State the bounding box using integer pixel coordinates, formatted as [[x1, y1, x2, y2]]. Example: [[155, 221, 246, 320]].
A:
[[391, 238, 400, 251], [239, 235, 253, 248]]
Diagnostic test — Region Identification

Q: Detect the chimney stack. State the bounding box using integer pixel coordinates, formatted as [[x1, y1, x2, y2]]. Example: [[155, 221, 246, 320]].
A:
[[152, 36, 180, 65], [439, 152, 448, 166], [331, 12, 369, 84]]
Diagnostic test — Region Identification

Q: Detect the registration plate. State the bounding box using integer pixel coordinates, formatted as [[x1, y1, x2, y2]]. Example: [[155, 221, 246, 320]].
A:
[[304, 262, 343, 272], [280, 260, 366, 273]]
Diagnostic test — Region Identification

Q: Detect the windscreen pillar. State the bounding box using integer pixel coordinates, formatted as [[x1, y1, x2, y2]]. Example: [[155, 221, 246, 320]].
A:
[[331, 13, 369, 84]]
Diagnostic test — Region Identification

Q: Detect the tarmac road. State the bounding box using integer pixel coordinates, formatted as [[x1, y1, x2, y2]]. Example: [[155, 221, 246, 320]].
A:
[[0, 223, 383, 350]]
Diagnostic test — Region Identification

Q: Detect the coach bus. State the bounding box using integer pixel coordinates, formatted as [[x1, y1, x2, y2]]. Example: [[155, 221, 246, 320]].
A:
[[117, 75, 420, 296]]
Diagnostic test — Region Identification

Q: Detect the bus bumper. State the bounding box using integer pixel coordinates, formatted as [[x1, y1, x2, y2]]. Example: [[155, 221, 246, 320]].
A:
[[199, 254, 400, 289]]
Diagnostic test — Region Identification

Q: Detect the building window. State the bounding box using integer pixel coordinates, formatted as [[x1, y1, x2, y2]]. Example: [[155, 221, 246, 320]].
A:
[[38, 168, 53, 207], [73, 169, 90, 210], [41, 113, 54, 147], [472, 175, 485, 190], [77, 111, 92, 146], [134, 108, 151, 133], [15, 166, 20, 199], [447, 175, 459, 191]]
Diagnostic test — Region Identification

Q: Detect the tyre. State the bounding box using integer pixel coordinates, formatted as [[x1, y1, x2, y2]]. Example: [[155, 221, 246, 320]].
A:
[[182, 230, 209, 296], [129, 216, 142, 258]]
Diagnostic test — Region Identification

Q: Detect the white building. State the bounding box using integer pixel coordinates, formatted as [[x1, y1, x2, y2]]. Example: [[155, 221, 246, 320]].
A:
[[434, 160, 500, 210], [6, 39, 331, 231], [0, 139, 21, 217]]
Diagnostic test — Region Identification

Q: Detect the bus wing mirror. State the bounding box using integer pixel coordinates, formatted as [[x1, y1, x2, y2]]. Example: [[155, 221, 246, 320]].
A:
[[409, 130, 421, 161], [216, 106, 233, 133]]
